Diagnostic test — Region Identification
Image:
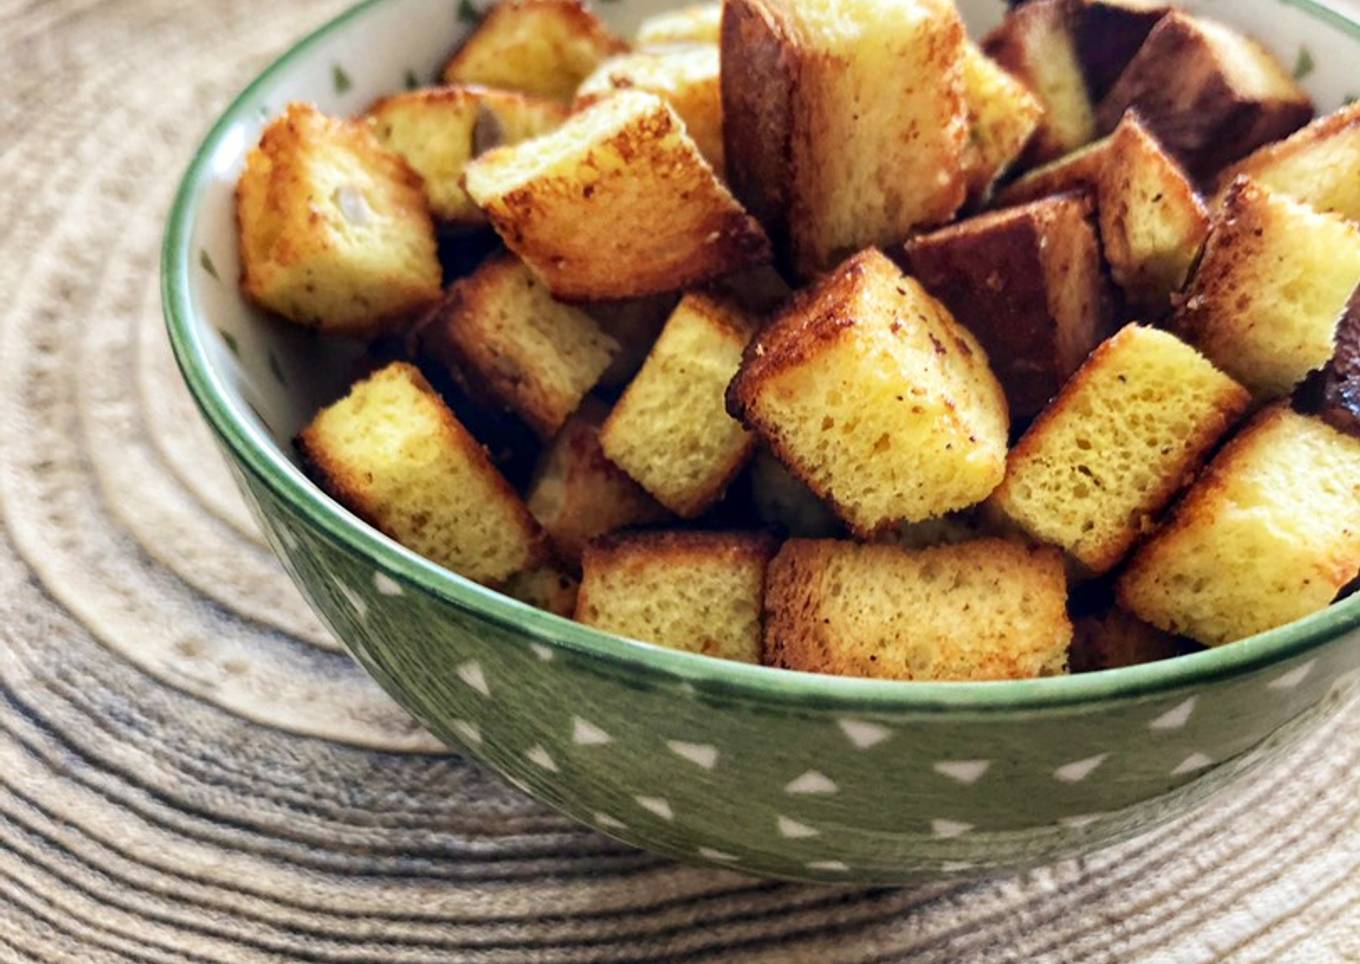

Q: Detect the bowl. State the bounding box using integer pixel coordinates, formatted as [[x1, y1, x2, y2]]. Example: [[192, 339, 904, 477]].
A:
[[162, 0, 1360, 882]]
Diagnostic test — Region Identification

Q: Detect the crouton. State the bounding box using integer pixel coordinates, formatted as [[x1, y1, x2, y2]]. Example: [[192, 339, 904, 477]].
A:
[[1075, 0, 1170, 99], [763, 539, 1071, 681], [1118, 406, 1360, 646], [750, 447, 841, 538], [441, 0, 626, 101], [503, 565, 579, 616], [961, 40, 1045, 204], [463, 90, 770, 300], [991, 325, 1250, 574], [601, 292, 757, 517], [904, 193, 1113, 419], [1070, 606, 1187, 672], [297, 362, 547, 585], [1096, 113, 1209, 312], [1216, 102, 1360, 222], [1095, 12, 1313, 178], [1174, 178, 1360, 398], [411, 253, 618, 439], [585, 294, 678, 388], [727, 249, 1009, 535], [983, 0, 1096, 166], [576, 531, 777, 662], [722, 0, 969, 277], [236, 104, 442, 335], [992, 135, 1114, 207], [635, 3, 722, 46], [575, 44, 723, 172], [526, 399, 671, 564], [366, 85, 567, 224], [1302, 291, 1360, 437]]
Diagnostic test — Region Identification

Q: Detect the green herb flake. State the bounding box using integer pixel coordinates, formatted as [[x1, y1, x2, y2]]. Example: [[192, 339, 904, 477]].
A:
[[333, 64, 353, 94], [457, 0, 480, 24], [267, 350, 288, 386], [404, 69, 421, 91], [1293, 46, 1315, 80], [218, 330, 240, 356], [199, 249, 220, 281]]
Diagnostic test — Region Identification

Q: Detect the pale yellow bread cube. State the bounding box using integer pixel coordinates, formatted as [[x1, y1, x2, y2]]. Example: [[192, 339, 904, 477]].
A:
[[441, 0, 627, 101], [750, 447, 841, 538], [463, 90, 770, 300], [412, 253, 618, 439], [993, 135, 1113, 207], [722, 0, 969, 277], [575, 44, 724, 171], [1070, 607, 1188, 673], [960, 40, 1045, 204], [526, 399, 671, 565], [503, 565, 580, 616], [983, 0, 1096, 166], [1216, 102, 1360, 221], [366, 85, 567, 223], [1175, 177, 1360, 398], [601, 292, 758, 517], [297, 362, 547, 585], [991, 325, 1250, 574], [576, 531, 777, 662], [635, 4, 722, 46], [236, 103, 441, 335], [727, 249, 1009, 536], [1118, 406, 1360, 646], [763, 538, 1071, 681]]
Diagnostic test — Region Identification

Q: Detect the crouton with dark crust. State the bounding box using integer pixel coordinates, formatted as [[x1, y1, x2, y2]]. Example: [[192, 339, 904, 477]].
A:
[[1297, 289, 1360, 438], [1075, 0, 1170, 99]]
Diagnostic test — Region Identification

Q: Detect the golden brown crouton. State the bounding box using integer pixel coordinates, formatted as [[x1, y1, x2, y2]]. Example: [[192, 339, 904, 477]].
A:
[[904, 193, 1113, 419], [991, 325, 1250, 574], [722, 0, 969, 277], [525, 399, 671, 565], [297, 362, 547, 585], [961, 40, 1046, 204], [1096, 113, 1209, 313], [635, 3, 722, 46], [441, 0, 627, 101], [763, 539, 1071, 681], [503, 565, 580, 616], [601, 293, 757, 517], [1216, 102, 1360, 221], [992, 135, 1114, 207], [1118, 406, 1360, 646], [576, 530, 777, 662], [1095, 12, 1313, 178], [1074, 0, 1170, 99], [463, 90, 769, 300], [984, 0, 1096, 166], [410, 253, 618, 439], [575, 43, 724, 172], [749, 447, 841, 538], [1175, 177, 1360, 398], [366, 85, 567, 224], [1070, 606, 1188, 673], [236, 104, 442, 335], [727, 249, 1009, 536]]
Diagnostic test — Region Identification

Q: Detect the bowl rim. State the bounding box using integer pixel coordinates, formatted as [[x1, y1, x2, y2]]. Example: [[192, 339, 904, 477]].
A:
[[163, 0, 1360, 714]]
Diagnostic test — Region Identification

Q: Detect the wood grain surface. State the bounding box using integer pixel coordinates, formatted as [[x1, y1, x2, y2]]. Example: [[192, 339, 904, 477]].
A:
[[2, 0, 1360, 959]]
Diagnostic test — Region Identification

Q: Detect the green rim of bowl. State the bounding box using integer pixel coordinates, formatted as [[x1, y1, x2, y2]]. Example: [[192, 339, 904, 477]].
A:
[[163, 0, 1360, 715]]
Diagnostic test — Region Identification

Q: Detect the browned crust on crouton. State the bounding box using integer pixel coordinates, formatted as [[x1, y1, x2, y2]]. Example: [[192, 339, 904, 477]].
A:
[[1216, 101, 1360, 197], [1075, 0, 1170, 100], [1095, 12, 1313, 178], [993, 136, 1114, 208], [1299, 288, 1360, 437]]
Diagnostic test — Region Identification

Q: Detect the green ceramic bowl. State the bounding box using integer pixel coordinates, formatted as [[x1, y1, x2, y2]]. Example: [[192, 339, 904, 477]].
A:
[[163, 0, 1360, 882]]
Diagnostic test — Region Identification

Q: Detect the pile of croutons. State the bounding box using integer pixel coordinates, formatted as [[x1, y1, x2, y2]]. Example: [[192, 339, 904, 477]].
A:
[[237, 0, 1360, 681]]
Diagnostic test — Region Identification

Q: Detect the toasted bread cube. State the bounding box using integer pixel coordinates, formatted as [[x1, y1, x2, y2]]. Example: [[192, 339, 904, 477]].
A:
[[297, 362, 547, 584], [904, 193, 1113, 419], [575, 44, 723, 171], [1301, 291, 1360, 437], [763, 539, 1071, 681], [1070, 606, 1187, 673], [441, 0, 626, 101], [1075, 0, 1170, 99], [1118, 406, 1360, 646], [727, 249, 1009, 535], [750, 447, 841, 538], [1175, 178, 1360, 398], [961, 40, 1045, 203], [503, 565, 580, 616], [1096, 12, 1313, 178], [576, 531, 777, 661], [635, 3, 721, 45], [236, 104, 441, 335], [366, 86, 567, 224], [463, 90, 769, 300], [601, 293, 757, 517], [585, 294, 678, 388], [993, 135, 1114, 207], [1217, 102, 1360, 221], [984, 0, 1096, 166], [992, 325, 1250, 574], [411, 254, 618, 439], [526, 399, 671, 564], [1096, 113, 1209, 312], [722, 0, 968, 277]]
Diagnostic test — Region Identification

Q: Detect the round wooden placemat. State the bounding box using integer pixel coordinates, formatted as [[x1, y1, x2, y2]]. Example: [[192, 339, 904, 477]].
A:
[[2, 0, 1360, 960]]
